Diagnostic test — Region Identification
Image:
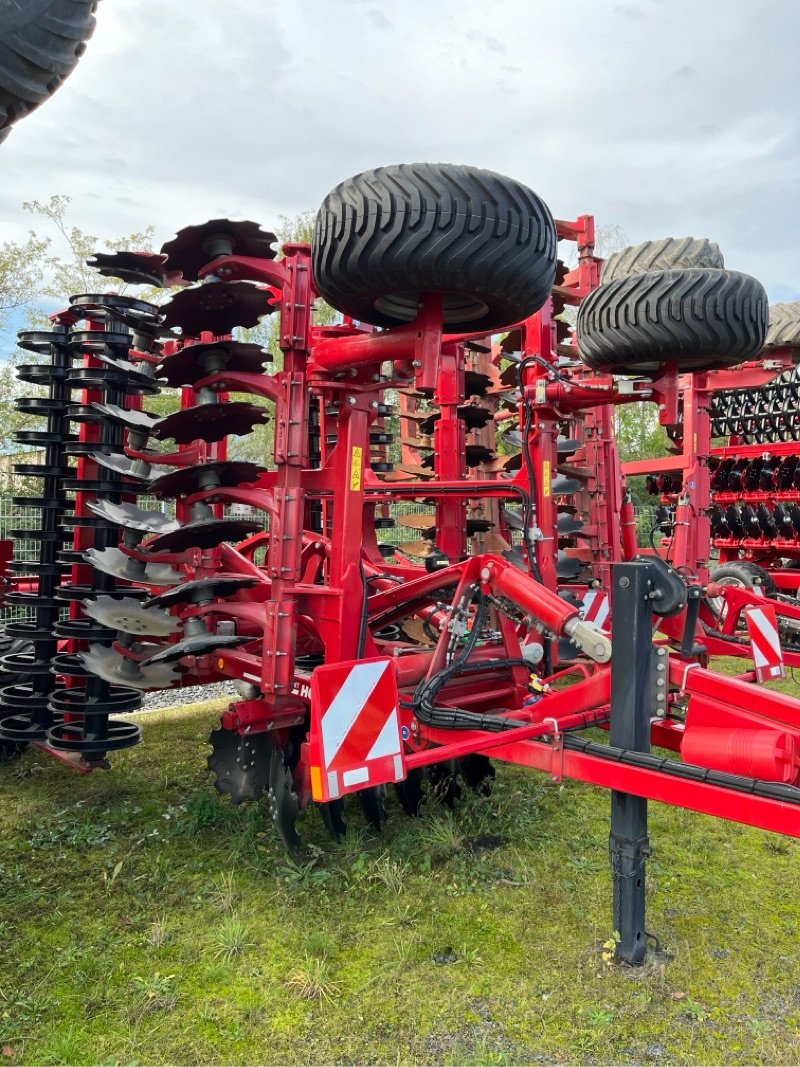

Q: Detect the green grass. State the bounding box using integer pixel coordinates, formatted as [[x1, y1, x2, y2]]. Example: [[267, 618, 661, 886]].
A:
[[1, 695, 800, 1064]]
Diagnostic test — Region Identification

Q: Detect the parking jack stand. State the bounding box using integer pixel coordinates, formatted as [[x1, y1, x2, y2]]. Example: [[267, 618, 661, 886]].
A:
[[610, 561, 655, 965]]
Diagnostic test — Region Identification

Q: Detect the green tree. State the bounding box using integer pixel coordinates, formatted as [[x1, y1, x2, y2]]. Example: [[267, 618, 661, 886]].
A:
[[0, 232, 51, 333], [23, 195, 160, 311]]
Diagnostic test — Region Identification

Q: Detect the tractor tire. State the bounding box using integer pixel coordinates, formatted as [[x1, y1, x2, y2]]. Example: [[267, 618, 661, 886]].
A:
[[312, 162, 558, 333], [0, 626, 34, 761], [577, 268, 768, 376], [0, 0, 97, 144], [710, 562, 777, 598], [765, 302, 800, 349], [600, 237, 724, 284]]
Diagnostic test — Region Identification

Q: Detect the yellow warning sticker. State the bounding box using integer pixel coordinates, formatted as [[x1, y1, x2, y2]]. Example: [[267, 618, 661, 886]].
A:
[[350, 446, 363, 491], [542, 459, 551, 497]]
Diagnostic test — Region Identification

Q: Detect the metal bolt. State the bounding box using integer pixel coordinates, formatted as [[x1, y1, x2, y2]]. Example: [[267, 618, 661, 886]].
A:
[[619, 577, 630, 588]]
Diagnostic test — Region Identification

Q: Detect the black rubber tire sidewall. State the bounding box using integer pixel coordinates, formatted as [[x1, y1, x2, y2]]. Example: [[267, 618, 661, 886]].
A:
[[600, 237, 724, 284], [710, 562, 777, 598], [312, 162, 558, 333], [577, 267, 768, 375], [0, 0, 97, 142]]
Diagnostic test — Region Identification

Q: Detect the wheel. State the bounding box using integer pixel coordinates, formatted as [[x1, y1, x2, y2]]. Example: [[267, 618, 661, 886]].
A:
[[312, 162, 558, 333], [600, 237, 723, 284], [766, 302, 800, 349], [710, 562, 776, 597], [577, 268, 768, 375], [0, 1, 98, 143], [708, 562, 777, 625], [0, 627, 34, 761]]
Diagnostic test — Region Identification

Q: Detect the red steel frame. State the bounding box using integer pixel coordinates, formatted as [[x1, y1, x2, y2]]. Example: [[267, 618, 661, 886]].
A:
[[9, 217, 800, 841], [176, 231, 800, 838]]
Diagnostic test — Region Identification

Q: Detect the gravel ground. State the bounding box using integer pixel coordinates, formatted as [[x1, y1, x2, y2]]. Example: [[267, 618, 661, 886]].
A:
[[140, 680, 237, 711]]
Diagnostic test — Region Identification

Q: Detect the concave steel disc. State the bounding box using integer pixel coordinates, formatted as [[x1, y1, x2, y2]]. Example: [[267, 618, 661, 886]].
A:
[[141, 632, 250, 665], [419, 406, 493, 435], [464, 371, 493, 397], [79, 645, 181, 690], [421, 444, 495, 469], [144, 518, 262, 553], [556, 553, 581, 580], [90, 451, 154, 482], [150, 460, 266, 498], [157, 340, 269, 388], [161, 219, 278, 281], [69, 293, 162, 334], [551, 476, 583, 495], [208, 727, 271, 804], [153, 401, 269, 444], [85, 546, 184, 586], [87, 250, 169, 288], [83, 596, 180, 637], [268, 742, 302, 851], [91, 402, 160, 433], [146, 575, 259, 608], [87, 499, 179, 535], [160, 281, 274, 336], [557, 513, 585, 535]]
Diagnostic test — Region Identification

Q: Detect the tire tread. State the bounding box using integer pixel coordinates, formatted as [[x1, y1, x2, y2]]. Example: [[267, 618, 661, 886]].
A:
[[577, 267, 768, 374], [313, 162, 557, 332]]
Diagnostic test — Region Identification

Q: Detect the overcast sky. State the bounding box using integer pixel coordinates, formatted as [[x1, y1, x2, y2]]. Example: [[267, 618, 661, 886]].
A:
[[1, 0, 798, 305]]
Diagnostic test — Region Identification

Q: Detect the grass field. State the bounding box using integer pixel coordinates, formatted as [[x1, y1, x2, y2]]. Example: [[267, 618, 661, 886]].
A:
[[1, 693, 800, 1065]]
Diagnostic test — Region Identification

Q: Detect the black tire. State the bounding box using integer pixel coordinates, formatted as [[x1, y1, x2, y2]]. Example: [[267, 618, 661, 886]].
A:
[[710, 562, 776, 598], [0, 0, 97, 144], [766, 302, 800, 349], [600, 237, 723, 284], [577, 268, 768, 375], [312, 162, 558, 333]]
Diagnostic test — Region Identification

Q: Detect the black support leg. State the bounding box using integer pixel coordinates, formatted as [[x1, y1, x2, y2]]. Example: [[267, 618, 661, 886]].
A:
[[609, 561, 655, 965]]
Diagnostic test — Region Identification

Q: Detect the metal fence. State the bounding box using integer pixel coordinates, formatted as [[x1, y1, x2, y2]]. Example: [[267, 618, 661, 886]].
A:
[[0, 496, 661, 626]]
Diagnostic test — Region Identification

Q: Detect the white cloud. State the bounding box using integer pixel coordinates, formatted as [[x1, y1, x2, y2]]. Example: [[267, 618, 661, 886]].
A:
[[0, 0, 797, 303]]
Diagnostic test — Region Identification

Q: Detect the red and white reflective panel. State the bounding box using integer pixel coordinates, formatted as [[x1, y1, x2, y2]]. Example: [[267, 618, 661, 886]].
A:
[[581, 589, 609, 629], [745, 604, 785, 682], [309, 657, 405, 802]]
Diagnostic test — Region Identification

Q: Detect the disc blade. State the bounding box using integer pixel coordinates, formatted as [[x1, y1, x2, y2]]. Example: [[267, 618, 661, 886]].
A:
[[83, 596, 181, 637], [268, 742, 302, 851], [144, 518, 262, 553], [87, 499, 179, 535], [208, 726, 270, 804], [161, 219, 278, 281], [79, 645, 181, 689], [154, 402, 269, 444], [85, 546, 184, 586], [146, 575, 260, 608], [160, 281, 275, 336], [142, 632, 250, 665]]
